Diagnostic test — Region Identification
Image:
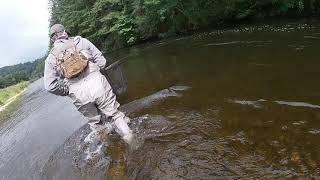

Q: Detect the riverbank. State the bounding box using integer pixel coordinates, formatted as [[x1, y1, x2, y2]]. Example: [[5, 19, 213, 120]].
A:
[[0, 81, 29, 112], [0, 89, 26, 113]]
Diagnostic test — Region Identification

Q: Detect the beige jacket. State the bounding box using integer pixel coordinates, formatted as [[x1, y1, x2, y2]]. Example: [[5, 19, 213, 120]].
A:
[[44, 36, 107, 96]]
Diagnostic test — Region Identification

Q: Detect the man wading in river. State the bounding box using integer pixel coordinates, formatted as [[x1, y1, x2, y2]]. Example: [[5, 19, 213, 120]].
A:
[[44, 24, 134, 145]]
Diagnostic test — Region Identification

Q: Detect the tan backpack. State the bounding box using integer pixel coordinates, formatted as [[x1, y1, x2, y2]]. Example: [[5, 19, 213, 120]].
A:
[[51, 38, 88, 79]]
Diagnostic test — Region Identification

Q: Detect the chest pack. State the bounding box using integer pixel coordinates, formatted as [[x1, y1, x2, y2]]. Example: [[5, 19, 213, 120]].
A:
[[51, 38, 88, 79]]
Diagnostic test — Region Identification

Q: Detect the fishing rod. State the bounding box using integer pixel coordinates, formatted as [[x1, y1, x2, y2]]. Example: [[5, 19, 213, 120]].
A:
[[104, 56, 129, 71], [103, 38, 168, 71]]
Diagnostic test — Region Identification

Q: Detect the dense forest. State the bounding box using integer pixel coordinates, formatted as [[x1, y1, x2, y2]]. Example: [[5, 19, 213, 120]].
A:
[[1, 0, 319, 89], [49, 0, 320, 53], [0, 58, 45, 89]]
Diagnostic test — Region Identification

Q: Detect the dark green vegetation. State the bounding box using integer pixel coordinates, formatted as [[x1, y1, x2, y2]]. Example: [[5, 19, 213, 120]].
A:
[[49, 0, 319, 52], [2, 1, 319, 90], [0, 58, 45, 89]]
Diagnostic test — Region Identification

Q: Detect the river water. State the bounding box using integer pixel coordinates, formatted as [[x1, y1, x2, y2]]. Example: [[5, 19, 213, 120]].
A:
[[117, 19, 320, 178], [1, 19, 320, 179]]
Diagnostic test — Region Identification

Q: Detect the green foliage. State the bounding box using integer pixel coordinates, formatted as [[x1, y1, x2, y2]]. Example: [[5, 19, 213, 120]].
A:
[[0, 57, 45, 89], [223, 0, 304, 19], [0, 82, 28, 124], [0, 96, 22, 124], [49, 0, 307, 52]]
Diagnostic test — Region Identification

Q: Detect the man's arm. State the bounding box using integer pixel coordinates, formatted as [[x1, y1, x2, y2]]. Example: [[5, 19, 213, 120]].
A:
[[81, 37, 107, 69], [43, 55, 69, 96]]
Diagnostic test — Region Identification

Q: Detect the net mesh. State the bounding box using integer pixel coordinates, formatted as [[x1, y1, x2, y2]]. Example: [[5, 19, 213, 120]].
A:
[[104, 62, 128, 96]]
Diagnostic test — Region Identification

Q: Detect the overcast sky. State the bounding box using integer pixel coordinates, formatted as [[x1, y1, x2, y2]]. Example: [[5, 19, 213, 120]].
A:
[[0, 0, 49, 68]]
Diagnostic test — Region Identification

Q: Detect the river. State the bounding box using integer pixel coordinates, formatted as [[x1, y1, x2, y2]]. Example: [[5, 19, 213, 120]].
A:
[[1, 18, 320, 179]]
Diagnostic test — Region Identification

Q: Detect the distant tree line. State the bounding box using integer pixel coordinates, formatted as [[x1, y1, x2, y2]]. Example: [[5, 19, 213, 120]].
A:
[[2, 0, 319, 89], [0, 58, 45, 89], [304, 0, 320, 15], [49, 0, 319, 52]]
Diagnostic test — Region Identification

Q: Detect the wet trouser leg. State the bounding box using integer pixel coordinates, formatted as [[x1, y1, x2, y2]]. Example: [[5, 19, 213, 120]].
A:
[[69, 71, 133, 143], [94, 73, 132, 143]]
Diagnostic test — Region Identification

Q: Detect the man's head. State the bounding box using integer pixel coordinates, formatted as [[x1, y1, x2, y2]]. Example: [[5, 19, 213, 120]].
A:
[[49, 24, 68, 42]]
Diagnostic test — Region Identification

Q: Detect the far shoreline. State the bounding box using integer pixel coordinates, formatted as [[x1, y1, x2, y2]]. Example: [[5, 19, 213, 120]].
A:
[[0, 89, 26, 113]]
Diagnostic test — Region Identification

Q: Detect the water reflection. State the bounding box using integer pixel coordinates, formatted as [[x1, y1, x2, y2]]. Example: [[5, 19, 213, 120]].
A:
[[117, 19, 320, 178], [38, 19, 320, 179]]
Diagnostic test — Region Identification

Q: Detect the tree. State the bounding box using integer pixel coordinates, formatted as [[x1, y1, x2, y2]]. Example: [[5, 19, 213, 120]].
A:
[[48, 0, 306, 52]]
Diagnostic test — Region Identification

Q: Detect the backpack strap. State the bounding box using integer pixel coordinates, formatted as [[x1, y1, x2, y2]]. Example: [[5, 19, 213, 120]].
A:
[[50, 38, 75, 58]]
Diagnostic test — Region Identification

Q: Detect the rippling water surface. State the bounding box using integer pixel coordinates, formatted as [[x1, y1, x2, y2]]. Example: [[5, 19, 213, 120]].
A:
[[116, 19, 320, 179], [2, 19, 320, 179]]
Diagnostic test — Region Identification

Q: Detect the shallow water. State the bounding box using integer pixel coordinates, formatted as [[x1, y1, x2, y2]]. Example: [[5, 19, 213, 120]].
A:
[[0, 79, 87, 180], [2, 18, 320, 179], [114, 18, 320, 179]]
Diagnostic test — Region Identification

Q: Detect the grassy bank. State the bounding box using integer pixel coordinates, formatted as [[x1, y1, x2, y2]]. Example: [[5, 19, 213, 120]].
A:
[[0, 96, 23, 124], [0, 81, 29, 124], [0, 81, 29, 106]]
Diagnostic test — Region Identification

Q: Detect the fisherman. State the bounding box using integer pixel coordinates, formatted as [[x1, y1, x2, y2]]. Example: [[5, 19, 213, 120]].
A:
[[44, 24, 134, 144]]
